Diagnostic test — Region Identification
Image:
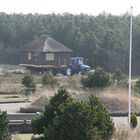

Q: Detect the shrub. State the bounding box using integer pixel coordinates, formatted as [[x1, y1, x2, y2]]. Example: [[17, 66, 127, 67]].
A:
[[131, 113, 138, 128], [66, 76, 79, 90], [81, 67, 110, 89], [44, 101, 102, 140], [20, 95, 49, 113], [59, 68, 66, 75], [32, 87, 73, 134], [41, 71, 59, 88], [0, 110, 11, 140], [135, 79, 140, 94], [21, 73, 36, 99], [32, 88, 115, 140], [111, 69, 128, 88], [88, 95, 115, 139]]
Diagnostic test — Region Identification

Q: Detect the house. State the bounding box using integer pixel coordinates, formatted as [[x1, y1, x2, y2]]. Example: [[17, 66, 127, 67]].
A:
[[19, 35, 72, 72]]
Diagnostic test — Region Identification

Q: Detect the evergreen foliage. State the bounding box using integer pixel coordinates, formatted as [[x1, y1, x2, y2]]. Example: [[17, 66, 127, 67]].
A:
[[21, 73, 36, 99], [81, 67, 110, 89], [88, 95, 115, 139], [0, 110, 11, 140], [111, 69, 128, 87], [32, 88, 73, 134], [0, 13, 140, 74], [135, 79, 140, 94], [31, 88, 115, 140], [41, 71, 59, 88], [130, 113, 138, 129]]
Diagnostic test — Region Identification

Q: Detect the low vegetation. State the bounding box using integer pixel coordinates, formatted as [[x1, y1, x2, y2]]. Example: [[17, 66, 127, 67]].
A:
[[12, 134, 32, 140], [21, 73, 36, 100], [31, 88, 115, 140], [0, 110, 11, 140], [11, 129, 140, 140], [1, 68, 140, 139], [111, 69, 128, 88], [41, 71, 59, 88], [134, 78, 140, 94], [19, 87, 140, 115], [0, 68, 139, 115], [130, 113, 138, 129], [20, 95, 50, 113], [81, 67, 110, 89], [63, 76, 80, 90], [113, 128, 140, 140]]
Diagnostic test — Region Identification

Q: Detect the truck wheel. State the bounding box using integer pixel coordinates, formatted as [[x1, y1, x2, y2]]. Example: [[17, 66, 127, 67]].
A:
[[66, 68, 72, 76]]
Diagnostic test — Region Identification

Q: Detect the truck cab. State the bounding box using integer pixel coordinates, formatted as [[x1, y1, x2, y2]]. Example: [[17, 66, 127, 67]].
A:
[[66, 57, 90, 76]]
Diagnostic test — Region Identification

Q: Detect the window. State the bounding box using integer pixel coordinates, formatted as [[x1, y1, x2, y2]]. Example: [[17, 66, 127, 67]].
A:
[[27, 52, 32, 60], [46, 53, 54, 60]]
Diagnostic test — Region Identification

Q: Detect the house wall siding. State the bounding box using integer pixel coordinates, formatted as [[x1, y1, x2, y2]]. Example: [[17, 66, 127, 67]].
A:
[[20, 52, 70, 68]]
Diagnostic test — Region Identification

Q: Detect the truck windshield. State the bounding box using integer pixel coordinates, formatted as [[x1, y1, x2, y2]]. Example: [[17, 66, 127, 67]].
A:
[[78, 58, 84, 65]]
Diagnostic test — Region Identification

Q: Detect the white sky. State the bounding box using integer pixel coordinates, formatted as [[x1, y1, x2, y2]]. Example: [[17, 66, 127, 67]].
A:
[[0, 0, 139, 15]]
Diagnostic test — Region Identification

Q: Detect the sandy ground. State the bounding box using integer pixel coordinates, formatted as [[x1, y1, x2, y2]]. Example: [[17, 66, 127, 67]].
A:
[[0, 102, 29, 113]]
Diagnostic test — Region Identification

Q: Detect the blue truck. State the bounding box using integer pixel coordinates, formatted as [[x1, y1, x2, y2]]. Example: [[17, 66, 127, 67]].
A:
[[66, 57, 90, 76]]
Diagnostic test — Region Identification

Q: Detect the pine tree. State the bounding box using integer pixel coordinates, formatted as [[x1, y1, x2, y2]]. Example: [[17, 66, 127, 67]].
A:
[[31, 88, 115, 140], [0, 110, 11, 140], [21, 73, 36, 100]]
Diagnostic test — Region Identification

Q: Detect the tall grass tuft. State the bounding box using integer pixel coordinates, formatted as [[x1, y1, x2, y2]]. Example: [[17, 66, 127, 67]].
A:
[[113, 128, 140, 140]]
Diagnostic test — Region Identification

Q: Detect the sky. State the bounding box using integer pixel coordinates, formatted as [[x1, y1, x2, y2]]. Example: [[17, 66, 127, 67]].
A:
[[0, 0, 139, 16]]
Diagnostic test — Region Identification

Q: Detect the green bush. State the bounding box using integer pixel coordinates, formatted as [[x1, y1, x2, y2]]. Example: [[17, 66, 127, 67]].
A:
[[131, 113, 138, 128], [32, 88, 73, 134], [88, 95, 115, 139], [135, 79, 140, 94], [0, 110, 11, 140], [81, 67, 111, 89], [111, 69, 128, 87], [41, 71, 59, 88], [21, 73, 36, 99], [59, 68, 66, 75], [32, 88, 115, 140]]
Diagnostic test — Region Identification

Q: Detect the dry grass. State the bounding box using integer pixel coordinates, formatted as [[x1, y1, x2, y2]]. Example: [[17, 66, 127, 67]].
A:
[[22, 87, 140, 114], [0, 74, 41, 94], [97, 88, 140, 113], [1, 74, 140, 114], [72, 87, 140, 114], [21, 87, 56, 112], [0, 83, 22, 94], [2, 74, 140, 139], [0, 97, 26, 103], [30, 90, 52, 109], [0, 74, 21, 94], [113, 128, 140, 140], [12, 134, 32, 140]]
